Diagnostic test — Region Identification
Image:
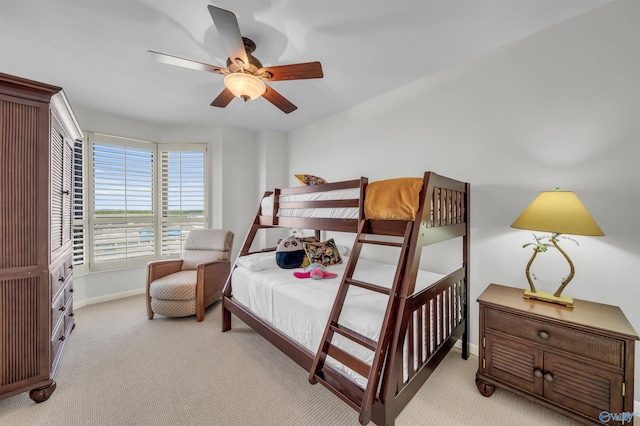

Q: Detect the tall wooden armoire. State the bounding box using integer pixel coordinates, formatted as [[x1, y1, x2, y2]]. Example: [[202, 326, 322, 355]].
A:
[[0, 73, 82, 402]]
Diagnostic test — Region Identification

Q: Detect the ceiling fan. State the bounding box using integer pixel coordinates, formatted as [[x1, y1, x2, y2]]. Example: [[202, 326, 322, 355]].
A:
[[148, 5, 323, 114]]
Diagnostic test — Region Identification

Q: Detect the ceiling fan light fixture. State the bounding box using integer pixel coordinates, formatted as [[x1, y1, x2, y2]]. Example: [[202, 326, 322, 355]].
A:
[[224, 73, 266, 102]]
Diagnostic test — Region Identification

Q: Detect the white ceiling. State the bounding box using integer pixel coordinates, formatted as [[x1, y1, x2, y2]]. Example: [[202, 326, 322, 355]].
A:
[[0, 0, 609, 133]]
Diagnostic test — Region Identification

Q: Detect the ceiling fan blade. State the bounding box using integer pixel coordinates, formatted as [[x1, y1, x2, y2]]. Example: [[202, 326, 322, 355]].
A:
[[260, 62, 324, 82], [208, 5, 249, 69], [262, 84, 297, 114], [210, 88, 235, 108], [148, 50, 227, 75]]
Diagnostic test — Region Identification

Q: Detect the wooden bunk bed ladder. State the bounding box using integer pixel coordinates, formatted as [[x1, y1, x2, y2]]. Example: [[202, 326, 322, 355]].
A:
[[308, 218, 413, 426]]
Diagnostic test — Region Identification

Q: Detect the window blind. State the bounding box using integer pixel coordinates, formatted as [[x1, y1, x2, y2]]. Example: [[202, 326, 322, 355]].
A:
[[159, 147, 207, 256], [72, 133, 209, 272], [72, 139, 85, 268], [92, 141, 154, 265]]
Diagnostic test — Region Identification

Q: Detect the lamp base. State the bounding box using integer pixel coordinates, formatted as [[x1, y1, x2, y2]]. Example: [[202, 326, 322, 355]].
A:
[[523, 290, 574, 308]]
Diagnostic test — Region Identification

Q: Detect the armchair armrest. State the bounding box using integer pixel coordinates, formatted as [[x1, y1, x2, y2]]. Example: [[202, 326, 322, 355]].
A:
[[198, 259, 230, 276], [195, 260, 231, 321], [147, 259, 184, 283]]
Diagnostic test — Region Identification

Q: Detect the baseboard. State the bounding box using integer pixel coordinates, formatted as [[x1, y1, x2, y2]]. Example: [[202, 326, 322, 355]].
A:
[[74, 288, 145, 309], [454, 339, 479, 358]]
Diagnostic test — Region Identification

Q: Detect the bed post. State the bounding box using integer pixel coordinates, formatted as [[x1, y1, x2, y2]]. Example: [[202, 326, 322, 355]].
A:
[[461, 182, 471, 359], [222, 192, 272, 332]]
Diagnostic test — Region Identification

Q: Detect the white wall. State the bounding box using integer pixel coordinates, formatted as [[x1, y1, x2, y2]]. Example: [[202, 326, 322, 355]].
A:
[[288, 0, 640, 396], [72, 110, 263, 306]]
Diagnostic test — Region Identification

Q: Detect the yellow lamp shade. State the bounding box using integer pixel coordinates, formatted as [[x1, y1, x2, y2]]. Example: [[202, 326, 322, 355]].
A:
[[511, 190, 604, 236]]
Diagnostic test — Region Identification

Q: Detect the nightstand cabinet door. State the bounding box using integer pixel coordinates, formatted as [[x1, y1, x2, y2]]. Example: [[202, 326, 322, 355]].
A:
[[484, 333, 543, 395], [543, 352, 623, 421]]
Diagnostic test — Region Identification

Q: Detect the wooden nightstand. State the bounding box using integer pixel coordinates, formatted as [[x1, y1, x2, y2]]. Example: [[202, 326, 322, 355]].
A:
[[476, 284, 638, 425]]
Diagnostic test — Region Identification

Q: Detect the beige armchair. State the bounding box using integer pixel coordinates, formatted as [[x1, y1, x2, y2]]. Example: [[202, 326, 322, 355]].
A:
[[146, 228, 233, 322]]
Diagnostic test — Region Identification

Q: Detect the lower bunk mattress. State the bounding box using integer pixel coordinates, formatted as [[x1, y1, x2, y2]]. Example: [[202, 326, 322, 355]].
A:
[[232, 253, 445, 388]]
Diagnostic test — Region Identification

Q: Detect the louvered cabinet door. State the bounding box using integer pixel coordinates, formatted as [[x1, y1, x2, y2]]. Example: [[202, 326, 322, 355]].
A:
[[484, 333, 543, 395], [50, 113, 74, 264], [0, 91, 53, 400], [543, 352, 623, 421]]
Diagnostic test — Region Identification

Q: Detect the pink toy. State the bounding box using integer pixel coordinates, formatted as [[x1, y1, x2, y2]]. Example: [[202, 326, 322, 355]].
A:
[[293, 263, 337, 280]]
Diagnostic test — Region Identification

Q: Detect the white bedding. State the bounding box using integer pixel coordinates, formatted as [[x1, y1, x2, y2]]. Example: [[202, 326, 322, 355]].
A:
[[232, 253, 444, 387], [260, 188, 360, 218]]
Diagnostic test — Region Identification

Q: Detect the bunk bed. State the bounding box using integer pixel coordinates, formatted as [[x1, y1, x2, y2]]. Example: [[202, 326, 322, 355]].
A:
[[221, 172, 470, 426]]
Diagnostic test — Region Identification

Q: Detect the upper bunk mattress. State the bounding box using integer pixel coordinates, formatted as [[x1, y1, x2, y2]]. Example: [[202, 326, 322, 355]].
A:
[[260, 188, 360, 218], [232, 253, 444, 387], [260, 177, 424, 221]]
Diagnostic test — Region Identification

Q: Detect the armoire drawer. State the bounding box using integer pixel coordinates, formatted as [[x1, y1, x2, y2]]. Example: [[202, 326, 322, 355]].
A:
[[51, 254, 73, 299], [51, 289, 67, 332], [484, 306, 623, 369], [64, 298, 74, 332], [50, 319, 66, 369], [64, 278, 74, 305]]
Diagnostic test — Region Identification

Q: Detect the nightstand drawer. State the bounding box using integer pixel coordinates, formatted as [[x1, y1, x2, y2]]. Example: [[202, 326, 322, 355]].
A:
[[484, 307, 623, 369]]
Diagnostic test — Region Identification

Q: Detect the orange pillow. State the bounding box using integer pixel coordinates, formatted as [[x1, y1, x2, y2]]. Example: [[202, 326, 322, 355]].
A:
[[364, 178, 423, 220]]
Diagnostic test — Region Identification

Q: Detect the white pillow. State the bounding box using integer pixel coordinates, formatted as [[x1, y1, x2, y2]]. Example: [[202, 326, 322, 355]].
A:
[[337, 244, 349, 255], [236, 252, 278, 271]]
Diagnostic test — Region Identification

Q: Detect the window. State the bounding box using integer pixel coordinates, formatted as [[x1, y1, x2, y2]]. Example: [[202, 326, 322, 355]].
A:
[[159, 146, 207, 257], [73, 133, 208, 273]]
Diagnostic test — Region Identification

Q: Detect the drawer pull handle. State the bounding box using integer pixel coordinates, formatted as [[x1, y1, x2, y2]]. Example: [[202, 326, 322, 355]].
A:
[[69, 312, 74, 317], [59, 335, 65, 341], [68, 265, 73, 270], [538, 330, 550, 340], [544, 373, 554, 383], [69, 288, 74, 293], [533, 369, 543, 378], [59, 276, 65, 282], [59, 305, 66, 312], [62, 190, 70, 195]]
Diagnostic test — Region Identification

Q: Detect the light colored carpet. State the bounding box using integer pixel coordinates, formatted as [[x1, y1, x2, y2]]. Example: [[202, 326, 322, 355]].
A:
[[0, 294, 580, 426]]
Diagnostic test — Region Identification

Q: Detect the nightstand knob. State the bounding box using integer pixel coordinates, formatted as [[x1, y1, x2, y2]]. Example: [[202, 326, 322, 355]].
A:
[[538, 330, 550, 340], [544, 373, 554, 383], [533, 369, 543, 378]]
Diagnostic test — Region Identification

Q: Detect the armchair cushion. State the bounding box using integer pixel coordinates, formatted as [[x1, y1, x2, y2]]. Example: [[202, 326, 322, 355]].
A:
[[150, 299, 196, 318], [149, 270, 197, 301]]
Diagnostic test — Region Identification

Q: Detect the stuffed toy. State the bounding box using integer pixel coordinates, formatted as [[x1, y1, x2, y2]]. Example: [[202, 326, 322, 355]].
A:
[[275, 236, 306, 269], [293, 263, 338, 280]]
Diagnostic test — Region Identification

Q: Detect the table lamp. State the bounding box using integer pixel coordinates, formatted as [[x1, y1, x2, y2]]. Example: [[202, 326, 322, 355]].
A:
[[511, 188, 604, 307]]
